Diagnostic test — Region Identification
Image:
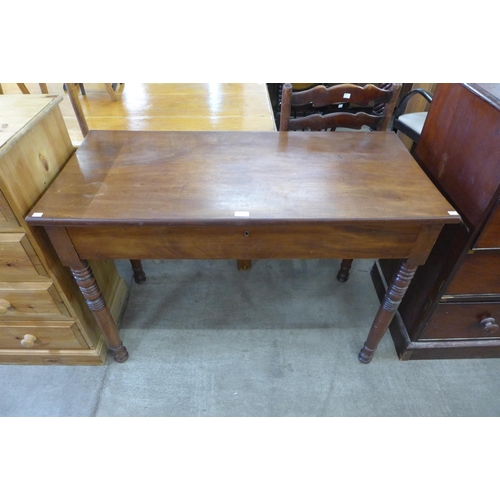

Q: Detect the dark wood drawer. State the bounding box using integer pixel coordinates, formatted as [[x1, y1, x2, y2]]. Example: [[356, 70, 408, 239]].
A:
[[444, 251, 500, 296], [67, 223, 423, 261], [421, 302, 500, 340], [474, 200, 500, 249]]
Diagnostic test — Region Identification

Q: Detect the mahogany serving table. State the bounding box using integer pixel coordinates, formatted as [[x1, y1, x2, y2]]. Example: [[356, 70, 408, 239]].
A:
[[26, 130, 461, 364]]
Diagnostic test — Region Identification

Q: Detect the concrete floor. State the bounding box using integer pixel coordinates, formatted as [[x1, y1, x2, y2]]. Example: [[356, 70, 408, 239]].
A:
[[1, 258, 500, 417]]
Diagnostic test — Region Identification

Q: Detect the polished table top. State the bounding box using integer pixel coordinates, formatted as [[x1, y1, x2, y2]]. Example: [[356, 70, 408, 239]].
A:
[[27, 130, 457, 227], [26, 129, 461, 364]]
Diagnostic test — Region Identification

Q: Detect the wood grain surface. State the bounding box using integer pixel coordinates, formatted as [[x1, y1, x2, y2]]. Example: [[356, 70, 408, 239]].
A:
[[27, 130, 458, 226]]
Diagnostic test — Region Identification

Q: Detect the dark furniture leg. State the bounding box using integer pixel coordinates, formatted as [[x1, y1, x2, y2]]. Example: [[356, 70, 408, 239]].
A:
[[359, 259, 417, 363], [337, 258, 353, 282], [130, 259, 146, 284], [71, 260, 128, 362]]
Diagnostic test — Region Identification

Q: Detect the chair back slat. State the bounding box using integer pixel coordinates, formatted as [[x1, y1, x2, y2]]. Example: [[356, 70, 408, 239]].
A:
[[288, 111, 382, 131], [290, 83, 396, 108], [279, 82, 402, 132]]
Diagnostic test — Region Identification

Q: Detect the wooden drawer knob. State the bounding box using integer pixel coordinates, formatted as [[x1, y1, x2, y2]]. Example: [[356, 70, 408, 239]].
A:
[[480, 317, 499, 334], [20, 334, 37, 348], [0, 299, 11, 314]]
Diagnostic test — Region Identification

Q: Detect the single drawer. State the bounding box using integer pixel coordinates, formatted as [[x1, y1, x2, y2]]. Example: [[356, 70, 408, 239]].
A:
[[0, 282, 70, 319], [474, 200, 500, 249], [0, 191, 19, 229], [0, 233, 48, 280], [0, 321, 87, 349], [421, 302, 500, 340], [444, 251, 500, 296]]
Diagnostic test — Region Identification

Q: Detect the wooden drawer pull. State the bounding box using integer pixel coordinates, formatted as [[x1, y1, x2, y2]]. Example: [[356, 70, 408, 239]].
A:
[[0, 299, 11, 314], [20, 334, 37, 348], [480, 317, 499, 334]]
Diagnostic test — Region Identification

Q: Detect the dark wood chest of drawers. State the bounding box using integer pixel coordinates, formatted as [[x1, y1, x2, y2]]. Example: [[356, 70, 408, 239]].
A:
[[372, 83, 500, 359]]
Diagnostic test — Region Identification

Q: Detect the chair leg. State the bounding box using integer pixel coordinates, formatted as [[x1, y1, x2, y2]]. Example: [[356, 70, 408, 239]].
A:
[[337, 259, 353, 282], [63, 83, 85, 95], [130, 259, 146, 284]]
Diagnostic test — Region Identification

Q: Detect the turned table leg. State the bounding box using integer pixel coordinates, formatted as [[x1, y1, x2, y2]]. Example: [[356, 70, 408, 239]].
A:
[[130, 259, 146, 284], [337, 259, 353, 282], [71, 260, 129, 362], [358, 259, 417, 364]]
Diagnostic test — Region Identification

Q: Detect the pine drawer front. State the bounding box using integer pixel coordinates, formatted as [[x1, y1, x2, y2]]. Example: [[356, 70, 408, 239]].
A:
[[0, 321, 86, 349], [0, 282, 70, 319], [444, 251, 500, 296], [474, 200, 500, 249], [0, 233, 48, 280], [421, 302, 500, 340], [0, 191, 19, 229]]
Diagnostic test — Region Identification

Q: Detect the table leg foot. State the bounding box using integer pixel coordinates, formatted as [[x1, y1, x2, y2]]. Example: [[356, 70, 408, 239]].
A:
[[130, 259, 146, 284], [337, 259, 353, 282], [109, 342, 129, 363], [358, 343, 375, 363]]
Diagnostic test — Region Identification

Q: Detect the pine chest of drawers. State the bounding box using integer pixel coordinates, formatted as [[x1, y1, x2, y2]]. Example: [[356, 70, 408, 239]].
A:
[[0, 94, 128, 364]]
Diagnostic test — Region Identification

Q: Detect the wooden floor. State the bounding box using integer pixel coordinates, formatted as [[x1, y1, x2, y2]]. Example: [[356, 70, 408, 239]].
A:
[[0, 83, 276, 145]]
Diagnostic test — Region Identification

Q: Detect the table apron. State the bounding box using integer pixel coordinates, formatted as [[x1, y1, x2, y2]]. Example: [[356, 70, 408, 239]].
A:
[[64, 223, 433, 261]]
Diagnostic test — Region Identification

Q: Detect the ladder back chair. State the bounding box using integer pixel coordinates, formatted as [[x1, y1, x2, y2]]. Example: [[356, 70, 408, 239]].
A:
[[279, 82, 402, 282]]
